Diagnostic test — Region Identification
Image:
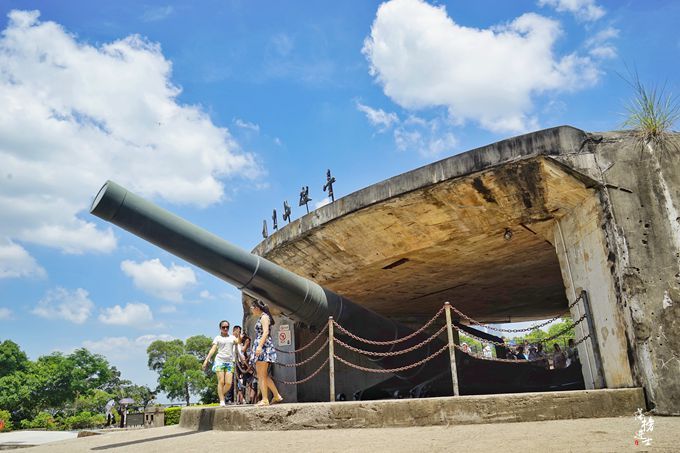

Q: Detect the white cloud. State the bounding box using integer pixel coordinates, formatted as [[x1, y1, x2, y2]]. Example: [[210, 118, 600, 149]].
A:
[[32, 287, 94, 324], [585, 27, 619, 60], [83, 334, 174, 361], [315, 197, 331, 209], [121, 258, 196, 302], [0, 10, 260, 256], [0, 241, 46, 279], [199, 290, 215, 300], [363, 0, 602, 133], [99, 302, 154, 327], [0, 308, 13, 320], [233, 118, 260, 132], [357, 101, 458, 157], [537, 0, 605, 22], [356, 102, 399, 132], [141, 5, 175, 22]]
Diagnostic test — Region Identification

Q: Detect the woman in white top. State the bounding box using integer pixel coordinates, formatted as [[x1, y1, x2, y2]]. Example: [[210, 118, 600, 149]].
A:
[[203, 320, 239, 406]]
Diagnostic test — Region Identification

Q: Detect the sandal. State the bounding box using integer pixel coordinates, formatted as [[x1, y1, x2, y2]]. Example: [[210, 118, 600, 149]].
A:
[[256, 400, 270, 406], [271, 396, 284, 404]]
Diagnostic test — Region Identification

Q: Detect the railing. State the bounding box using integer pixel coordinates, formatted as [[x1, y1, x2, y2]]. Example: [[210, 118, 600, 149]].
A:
[[271, 292, 593, 401]]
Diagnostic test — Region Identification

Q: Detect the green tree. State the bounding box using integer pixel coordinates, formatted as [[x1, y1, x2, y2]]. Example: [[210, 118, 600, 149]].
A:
[[0, 340, 29, 378], [0, 409, 13, 432], [147, 336, 212, 405]]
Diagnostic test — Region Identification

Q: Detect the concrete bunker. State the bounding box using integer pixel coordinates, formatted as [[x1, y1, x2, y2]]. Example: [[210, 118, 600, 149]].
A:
[[246, 126, 679, 413]]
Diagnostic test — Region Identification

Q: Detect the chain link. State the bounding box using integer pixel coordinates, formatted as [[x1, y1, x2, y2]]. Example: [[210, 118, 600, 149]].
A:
[[572, 333, 591, 348], [334, 325, 447, 357], [271, 357, 330, 385], [333, 343, 449, 374], [332, 307, 445, 346], [451, 293, 583, 333], [540, 313, 587, 343], [275, 323, 329, 354], [454, 313, 587, 347], [277, 339, 329, 367]]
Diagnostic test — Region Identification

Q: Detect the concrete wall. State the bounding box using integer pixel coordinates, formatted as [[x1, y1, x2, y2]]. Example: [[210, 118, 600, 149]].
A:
[[594, 136, 680, 414], [554, 133, 680, 414], [553, 193, 635, 390]]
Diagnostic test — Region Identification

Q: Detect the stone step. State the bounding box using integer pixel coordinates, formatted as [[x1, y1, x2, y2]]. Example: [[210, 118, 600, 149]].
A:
[[179, 388, 645, 431]]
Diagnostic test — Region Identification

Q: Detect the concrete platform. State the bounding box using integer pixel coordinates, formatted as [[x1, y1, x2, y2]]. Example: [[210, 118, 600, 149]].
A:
[[0, 430, 77, 449], [19, 416, 680, 453], [180, 388, 645, 431]]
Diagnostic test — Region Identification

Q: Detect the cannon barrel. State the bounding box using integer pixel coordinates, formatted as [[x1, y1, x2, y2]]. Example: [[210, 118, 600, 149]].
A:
[[90, 181, 447, 384]]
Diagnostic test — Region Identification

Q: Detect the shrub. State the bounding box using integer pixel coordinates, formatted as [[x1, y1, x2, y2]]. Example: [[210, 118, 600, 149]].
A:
[[0, 409, 13, 432], [622, 70, 680, 146], [164, 406, 181, 425], [19, 412, 57, 430], [61, 411, 106, 430]]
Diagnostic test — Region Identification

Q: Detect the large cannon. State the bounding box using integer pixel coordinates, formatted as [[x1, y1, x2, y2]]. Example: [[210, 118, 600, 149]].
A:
[[90, 181, 586, 399], [90, 181, 446, 386]]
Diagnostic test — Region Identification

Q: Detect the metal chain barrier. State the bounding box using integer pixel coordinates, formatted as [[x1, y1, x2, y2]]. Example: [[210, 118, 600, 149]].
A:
[[334, 324, 447, 357], [332, 306, 445, 346], [451, 293, 584, 333], [275, 323, 329, 354], [453, 313, 587, 347], [277, 339, 329, 367], [271, 357, 330, 385], [333, 343, 449, 374]]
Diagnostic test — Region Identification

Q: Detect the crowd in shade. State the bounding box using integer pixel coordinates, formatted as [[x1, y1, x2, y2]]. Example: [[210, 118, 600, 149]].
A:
[[460, 338, 580, 369]]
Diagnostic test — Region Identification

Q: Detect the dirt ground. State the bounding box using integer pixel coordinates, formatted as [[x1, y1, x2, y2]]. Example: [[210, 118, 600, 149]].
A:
[[23, 416, 678, 452]]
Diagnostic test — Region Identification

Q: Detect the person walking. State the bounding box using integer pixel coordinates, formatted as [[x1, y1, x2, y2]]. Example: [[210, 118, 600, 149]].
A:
[[249, 300, 283, 406], [105, 399, 116, 427], [203, 320, 239, 406]]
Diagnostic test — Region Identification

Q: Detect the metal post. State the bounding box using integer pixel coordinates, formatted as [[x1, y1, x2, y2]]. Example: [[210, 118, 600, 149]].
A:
[[444, 302, 460, 396], [328, 317, 336, 402], [580, 290, 606, 389]]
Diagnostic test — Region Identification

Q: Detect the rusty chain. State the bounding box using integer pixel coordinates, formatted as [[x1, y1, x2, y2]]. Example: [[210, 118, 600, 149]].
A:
[[333, 343, 449, 374], [271, 357, 330, 385], [334, 324, 447, 357], [332, 306, 445, 346], [572, 333, 591, 348], [275, 323, 329, 354], [451, 293, 584, 333], [540, 313, 587, 343], [454, 313, 587, 347], [277, 339, 329, 368]]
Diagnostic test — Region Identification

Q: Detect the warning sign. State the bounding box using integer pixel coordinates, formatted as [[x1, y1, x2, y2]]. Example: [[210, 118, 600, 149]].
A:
[[278, 324, 291, 346]]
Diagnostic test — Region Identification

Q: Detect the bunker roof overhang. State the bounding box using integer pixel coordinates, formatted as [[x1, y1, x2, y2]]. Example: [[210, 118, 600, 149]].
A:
[[252, 126, 600, 324]]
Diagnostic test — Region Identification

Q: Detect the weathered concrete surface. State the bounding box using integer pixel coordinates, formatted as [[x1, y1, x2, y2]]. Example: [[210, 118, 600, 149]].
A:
[[180, 388, 643, 431], [21, 416, 680, 453], [553, 194, 635, 390], [558, 133, 680, 415], [250, 126, 592, 325]]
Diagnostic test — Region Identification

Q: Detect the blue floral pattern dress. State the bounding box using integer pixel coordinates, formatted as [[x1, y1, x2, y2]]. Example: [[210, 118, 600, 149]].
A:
[[250, 315, 277, 364]]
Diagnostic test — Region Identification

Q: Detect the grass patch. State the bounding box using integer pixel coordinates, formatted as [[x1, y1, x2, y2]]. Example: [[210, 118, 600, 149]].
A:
[[621, 69, 680, 147]]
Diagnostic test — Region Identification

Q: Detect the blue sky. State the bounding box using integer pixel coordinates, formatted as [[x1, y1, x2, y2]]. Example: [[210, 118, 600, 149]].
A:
[[1, 0, 678, 400]]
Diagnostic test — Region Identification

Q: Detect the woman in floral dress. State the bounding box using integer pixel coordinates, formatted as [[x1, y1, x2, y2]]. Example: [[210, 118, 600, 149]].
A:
[[250, 299, 283, 405]]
